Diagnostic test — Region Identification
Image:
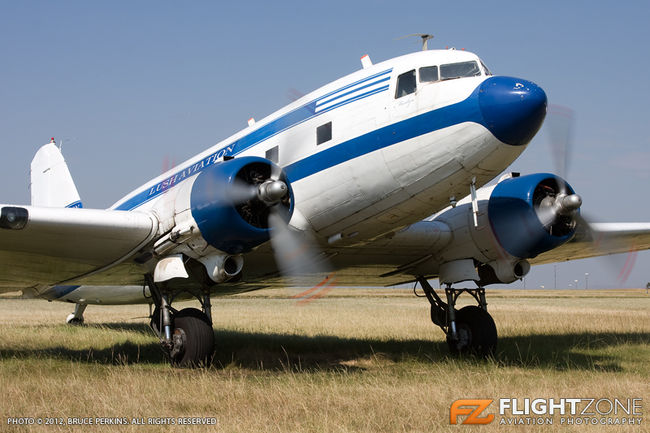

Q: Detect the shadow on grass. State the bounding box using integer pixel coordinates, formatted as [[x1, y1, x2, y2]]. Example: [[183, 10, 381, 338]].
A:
[[0, 323, 163, 365], [213, 331, 446, 371], [0, 322, 647, 372], [213, 330, 650, 372], [497, 331, 649, 372]]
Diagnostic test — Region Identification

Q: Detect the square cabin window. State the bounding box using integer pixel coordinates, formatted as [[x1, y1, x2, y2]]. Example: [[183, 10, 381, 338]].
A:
[[265, 146, 278, 163], [419, 66, 439, 83], [395, 69, 416, 98], [317, 122, 332, 145]]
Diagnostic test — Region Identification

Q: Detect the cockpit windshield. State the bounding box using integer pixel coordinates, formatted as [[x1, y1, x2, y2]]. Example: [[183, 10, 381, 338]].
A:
[[439, 61, 481, 81], [480, 60, 492, 76]]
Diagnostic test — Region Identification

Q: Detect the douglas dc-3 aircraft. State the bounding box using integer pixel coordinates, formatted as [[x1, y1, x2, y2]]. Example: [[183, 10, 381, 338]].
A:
[[2, 46, 650, 367]]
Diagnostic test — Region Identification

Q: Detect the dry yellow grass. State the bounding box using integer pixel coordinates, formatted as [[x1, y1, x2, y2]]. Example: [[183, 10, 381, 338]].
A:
[[0, 289, 648, 432]]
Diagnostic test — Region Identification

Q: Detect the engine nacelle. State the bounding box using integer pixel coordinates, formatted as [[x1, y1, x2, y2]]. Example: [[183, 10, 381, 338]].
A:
[[190, 156, 294, 255], [417, 172, 580, 285], [487, 173, 577, 258]]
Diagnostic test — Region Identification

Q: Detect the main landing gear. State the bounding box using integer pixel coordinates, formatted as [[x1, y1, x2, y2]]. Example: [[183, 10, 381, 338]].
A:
[[145, 275, 215, 367], [416, 277, 497, 357]]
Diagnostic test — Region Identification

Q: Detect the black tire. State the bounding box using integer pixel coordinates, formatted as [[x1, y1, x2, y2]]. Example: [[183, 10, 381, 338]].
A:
[[170, 308, 215, 368], [446, 306, 497, 357]]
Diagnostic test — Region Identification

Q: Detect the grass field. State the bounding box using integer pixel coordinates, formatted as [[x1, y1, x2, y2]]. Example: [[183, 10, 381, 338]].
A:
[[0, 288, 648, 432]]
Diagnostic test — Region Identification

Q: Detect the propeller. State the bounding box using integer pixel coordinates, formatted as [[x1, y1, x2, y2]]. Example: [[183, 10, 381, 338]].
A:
[[534, 105, 583, 233], [545, 105, 575, 191], [226, 179, 258, 203], [530, 105, 584, 233], [265, 165, 332, 290], [268, 211, 330, 278], [533, 178, 582, 234], [268, 212, 334, 303], [225, 161, 332, 292], [543, 105, 636, 284]]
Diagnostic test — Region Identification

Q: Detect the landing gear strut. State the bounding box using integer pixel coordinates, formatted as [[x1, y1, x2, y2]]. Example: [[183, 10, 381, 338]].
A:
[[416, 276, 497, 356], [66, 303, 87, 325], [145, 275, 215, 367]]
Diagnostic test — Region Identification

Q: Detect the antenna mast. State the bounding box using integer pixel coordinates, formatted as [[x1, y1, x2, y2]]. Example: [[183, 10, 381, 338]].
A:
[[396, 33, 434, 51]]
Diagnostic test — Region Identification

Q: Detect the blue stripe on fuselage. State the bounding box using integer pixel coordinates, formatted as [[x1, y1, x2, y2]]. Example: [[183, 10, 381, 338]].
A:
[[316, 76, 391, 108], [114, 70, 393, 211], [284, 86, 484, 181], [315, 85, 390, 116], [116, 74, 486, 211], [316, 68, 392, 104]]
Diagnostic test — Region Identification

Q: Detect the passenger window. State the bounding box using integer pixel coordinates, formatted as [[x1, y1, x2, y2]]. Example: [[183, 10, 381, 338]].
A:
[[395, 70, 416, 98], [419, 66, 439, 83], [317, 122, 332, 145], [265, 146, 278, 163]]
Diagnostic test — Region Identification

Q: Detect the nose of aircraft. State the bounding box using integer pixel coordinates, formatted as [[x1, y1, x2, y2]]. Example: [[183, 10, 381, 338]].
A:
[[478, 76, 547, 146]]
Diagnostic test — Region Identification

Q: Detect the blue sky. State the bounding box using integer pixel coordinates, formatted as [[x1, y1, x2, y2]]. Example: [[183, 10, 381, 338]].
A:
[[1, 1, 648, 289]]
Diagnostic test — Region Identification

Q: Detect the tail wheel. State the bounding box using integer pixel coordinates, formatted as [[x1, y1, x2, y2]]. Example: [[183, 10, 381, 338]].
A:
[[170, 308, 215, 368], [447, 306, 497, 357]]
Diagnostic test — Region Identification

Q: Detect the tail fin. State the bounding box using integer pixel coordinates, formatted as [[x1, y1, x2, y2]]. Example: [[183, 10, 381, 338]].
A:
[[30, 138, 83, 208]]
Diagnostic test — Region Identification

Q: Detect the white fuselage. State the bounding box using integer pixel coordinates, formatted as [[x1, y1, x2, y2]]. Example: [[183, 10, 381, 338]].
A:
[[52, 49, 531, 304], [114, 50, 521, 243]]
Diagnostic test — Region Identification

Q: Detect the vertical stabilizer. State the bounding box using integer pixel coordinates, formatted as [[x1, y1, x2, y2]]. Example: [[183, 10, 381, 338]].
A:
[[30, 138, 83, 208]]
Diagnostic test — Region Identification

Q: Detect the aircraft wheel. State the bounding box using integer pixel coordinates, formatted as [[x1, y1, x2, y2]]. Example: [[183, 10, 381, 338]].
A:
[[169, 308, 215, 368], [66, 303, 87, 325], [446, 306, 497, 357], [65, 314, 84, 325]]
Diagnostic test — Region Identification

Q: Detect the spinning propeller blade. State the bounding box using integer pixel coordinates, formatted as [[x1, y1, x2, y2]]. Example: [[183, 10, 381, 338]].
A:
[[216, 160, 331, 290], [544, 104, 637, 283]]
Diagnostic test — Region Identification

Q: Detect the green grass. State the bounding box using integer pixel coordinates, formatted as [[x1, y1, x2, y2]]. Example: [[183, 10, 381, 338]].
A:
[[0, 289, 648, 432]]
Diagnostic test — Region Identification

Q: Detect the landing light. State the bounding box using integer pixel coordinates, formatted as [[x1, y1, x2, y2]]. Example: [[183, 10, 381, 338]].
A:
[[0, 207, 28, 230]]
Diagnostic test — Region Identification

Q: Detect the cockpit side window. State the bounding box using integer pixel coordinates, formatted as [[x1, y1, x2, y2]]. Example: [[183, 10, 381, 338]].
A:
[[419, 66, 439, 83], [395, 70, 416, 98], [440, 61, 481, 81]]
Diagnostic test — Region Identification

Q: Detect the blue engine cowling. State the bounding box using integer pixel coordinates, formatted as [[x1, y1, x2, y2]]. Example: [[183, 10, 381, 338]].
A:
[[190, 156, 294, 255], [487, 173, 577, 258]]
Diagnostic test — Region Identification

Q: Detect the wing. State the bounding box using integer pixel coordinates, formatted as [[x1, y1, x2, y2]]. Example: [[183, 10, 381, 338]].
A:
[[0, 205, 157, 290], [279, 220, 650, 287], [530, 222, 650, 265]]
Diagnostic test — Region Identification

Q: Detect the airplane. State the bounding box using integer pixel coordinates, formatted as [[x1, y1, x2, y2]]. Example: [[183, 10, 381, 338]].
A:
[[2, 45, 649, 367]]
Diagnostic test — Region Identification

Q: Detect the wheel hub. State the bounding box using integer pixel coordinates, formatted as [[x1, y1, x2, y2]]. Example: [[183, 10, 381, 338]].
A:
[[170, 328, 186, 360], [449, 323, 472, 352]]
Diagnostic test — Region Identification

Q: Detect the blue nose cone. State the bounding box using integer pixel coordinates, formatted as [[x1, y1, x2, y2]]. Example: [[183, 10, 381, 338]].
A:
[[479, 76, 547, 146]]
